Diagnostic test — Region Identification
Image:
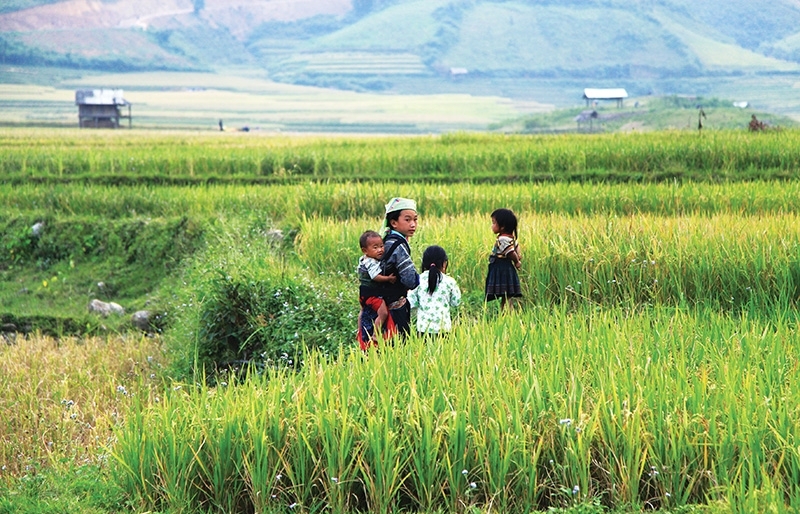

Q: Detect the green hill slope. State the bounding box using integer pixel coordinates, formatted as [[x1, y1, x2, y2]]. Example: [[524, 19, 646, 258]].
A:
[[2, 0, 800, 126], [2, 0, 799, 78], [247, 0, 800, 93], [439, 4, 693, 76]]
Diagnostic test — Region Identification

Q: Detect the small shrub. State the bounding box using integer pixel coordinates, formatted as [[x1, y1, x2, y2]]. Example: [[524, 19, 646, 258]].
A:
[[195, 271, 353, 377], [1, 217, 44, 266]]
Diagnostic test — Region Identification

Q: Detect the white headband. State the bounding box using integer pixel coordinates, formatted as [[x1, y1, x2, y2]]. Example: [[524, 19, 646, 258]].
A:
[[384, 197, 416, 214]]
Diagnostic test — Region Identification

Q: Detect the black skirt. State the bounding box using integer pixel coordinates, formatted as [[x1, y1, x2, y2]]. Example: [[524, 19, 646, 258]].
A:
[[485, 259, 522, 301]]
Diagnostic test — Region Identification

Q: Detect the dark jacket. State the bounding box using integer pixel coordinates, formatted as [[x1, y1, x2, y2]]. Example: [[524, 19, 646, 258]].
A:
[[381, 232, 419, 303]]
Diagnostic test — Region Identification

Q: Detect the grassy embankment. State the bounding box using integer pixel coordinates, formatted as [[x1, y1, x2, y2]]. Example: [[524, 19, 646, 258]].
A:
[[2, 128, 800, 513]]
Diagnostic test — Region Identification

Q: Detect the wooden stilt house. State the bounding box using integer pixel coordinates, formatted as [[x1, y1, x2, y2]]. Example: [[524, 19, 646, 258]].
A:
[[75, 89, 132, 128]]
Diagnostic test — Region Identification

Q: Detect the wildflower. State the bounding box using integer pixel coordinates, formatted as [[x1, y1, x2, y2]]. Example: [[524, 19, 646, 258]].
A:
[[559, 418, 572, 425], [116, 385, 128, 396], [331, 477, 338, 483], [276, 473, 282, 481], [469, 482, 477, 489], [289, 503, 297, 509], [462, 469, 468, 476], [572, 485, 580, 495]]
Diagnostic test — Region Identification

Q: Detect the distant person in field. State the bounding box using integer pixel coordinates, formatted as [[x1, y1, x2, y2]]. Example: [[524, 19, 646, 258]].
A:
[[356, 230, 398, 350], [408, 245, 461, 337], [485, 208, 522, 310], [380, 197, 420, 337], [749, 114, 766, 132]]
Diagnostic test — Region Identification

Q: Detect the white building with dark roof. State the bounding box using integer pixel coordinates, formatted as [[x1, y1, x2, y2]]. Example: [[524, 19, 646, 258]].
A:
[[583, 88, 628, 108]]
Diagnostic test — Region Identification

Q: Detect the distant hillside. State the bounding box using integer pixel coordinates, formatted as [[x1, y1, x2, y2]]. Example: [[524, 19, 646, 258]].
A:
[[0, 0, 58, 15], [493, 95, 799, 134], [1, 0, 800, 114], [0, 0, 353, 70]]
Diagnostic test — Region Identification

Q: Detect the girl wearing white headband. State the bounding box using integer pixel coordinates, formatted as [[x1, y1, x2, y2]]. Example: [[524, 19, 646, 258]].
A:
[[379, 197, 420, 338]]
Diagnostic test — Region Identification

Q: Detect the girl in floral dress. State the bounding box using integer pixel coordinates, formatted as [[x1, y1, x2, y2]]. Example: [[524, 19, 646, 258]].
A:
[[408, 245, 461, 336]]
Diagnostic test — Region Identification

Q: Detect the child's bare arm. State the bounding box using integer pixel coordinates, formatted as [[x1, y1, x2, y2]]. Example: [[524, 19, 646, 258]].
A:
[[507, 249, 522, 269], [372, 273, 397, 283]]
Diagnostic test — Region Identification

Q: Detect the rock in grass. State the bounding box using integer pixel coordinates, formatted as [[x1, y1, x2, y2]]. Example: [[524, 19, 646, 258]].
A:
[[2, 323, 17, 345], [31, 221, 44, 237], [131, 310, 152, 331], [88, 299, 125, 317], [266, 228, 284, 245]]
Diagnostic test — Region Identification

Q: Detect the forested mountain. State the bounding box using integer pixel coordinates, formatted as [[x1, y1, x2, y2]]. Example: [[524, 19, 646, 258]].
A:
[[1, 0, 799, 90]]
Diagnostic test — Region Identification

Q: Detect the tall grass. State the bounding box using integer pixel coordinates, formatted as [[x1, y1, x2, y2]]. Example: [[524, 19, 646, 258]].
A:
[[112, 306, 800, 513], [296, 212, 800, 311], [0, 334, 167, 478], [5, 180, 800, 221], [2, 129, 800, 183]]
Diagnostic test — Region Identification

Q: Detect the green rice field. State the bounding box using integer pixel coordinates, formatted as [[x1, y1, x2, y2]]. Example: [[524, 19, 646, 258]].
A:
[[1, 128, 800, 184], [2, 128, 800, 513]]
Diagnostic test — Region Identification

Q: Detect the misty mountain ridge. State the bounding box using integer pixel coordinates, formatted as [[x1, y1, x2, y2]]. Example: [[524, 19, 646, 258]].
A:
[[1, 0, 800, 95]]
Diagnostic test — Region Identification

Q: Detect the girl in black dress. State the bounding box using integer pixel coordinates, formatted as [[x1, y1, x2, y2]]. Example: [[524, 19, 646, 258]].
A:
[[484, 208, 522, 310]]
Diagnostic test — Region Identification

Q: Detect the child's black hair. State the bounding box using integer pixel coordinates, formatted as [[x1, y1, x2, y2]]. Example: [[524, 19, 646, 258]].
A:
[[491, 208, 519, 239], [421, 245, 448, 295], [383, 210, 403, 238], [360, 230, 382, 249]]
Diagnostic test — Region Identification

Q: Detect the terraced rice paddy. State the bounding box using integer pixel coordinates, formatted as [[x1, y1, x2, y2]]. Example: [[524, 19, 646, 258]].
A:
[[2, 128, 800, 513]]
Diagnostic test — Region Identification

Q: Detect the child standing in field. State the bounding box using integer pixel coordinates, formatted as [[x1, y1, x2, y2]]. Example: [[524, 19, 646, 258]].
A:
[[357, 230, 398, 350], [408, 245, 461, 336], [485, 208, 522, 310], [380, 197, 420, 337]]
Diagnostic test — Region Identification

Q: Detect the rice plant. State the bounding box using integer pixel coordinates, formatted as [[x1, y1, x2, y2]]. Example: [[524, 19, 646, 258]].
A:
[[3, 128, 800, 184], [0, 334, 167, 477], [110, 306, 800, 513], [296, 211, 800, 312], [6, 128, 800, 514]]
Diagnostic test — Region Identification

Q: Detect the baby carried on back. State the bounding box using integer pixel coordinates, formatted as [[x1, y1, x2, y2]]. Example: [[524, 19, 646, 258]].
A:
[[356, 227, 418, 349]]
